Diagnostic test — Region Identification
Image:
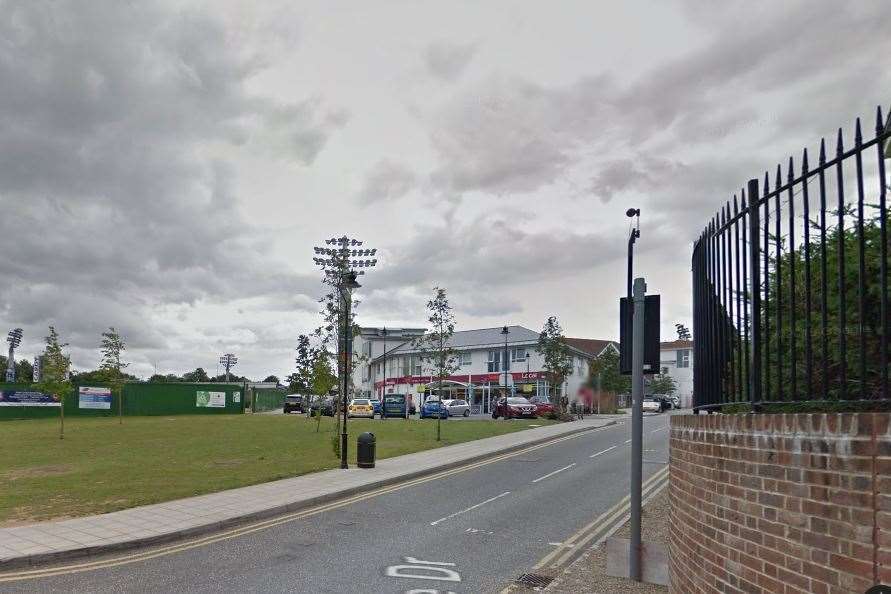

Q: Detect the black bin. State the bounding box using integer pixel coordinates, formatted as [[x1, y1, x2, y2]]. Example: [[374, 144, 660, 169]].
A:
[[357, 432, 376, 468]]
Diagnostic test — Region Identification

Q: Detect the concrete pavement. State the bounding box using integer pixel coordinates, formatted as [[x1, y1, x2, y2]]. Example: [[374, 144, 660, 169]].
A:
[[0, 416, 622, 571]]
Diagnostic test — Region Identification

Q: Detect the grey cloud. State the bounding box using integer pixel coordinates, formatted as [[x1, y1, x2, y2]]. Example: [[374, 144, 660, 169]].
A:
[[0, 0, 338, 370], [429, 74, 617, 195], [358, 159, 417, 204], [424, 41, 477, 82]]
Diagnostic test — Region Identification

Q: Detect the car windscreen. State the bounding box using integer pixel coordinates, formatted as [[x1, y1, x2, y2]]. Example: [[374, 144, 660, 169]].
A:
[[506, 398, 530, 405], [285, 396, 301, 402], [385, 396, 404, 404], [353, 399, 370, 405]]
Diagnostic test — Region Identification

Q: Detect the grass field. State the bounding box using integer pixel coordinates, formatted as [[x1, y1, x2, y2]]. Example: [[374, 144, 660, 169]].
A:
[[0, 414, 554, 526]]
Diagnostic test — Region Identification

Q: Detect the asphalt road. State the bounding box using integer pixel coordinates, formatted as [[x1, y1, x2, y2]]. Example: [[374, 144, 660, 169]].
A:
[[6, 412, 674, 594]]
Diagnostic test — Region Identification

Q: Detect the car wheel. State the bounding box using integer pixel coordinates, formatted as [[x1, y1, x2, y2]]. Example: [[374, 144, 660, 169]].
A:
[[463, 409, 470, 417]]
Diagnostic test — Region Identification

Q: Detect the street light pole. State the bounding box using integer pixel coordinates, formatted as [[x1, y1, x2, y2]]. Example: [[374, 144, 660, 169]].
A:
[[501, 326, 510, 403], [381, 327, 387, 421], [626, 209, 640, 299]]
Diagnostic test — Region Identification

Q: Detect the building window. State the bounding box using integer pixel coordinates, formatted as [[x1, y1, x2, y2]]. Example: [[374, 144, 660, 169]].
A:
[[456, 352, 471, 366], [401, 355, 421, 376], [677, 349, 690, 368], [487, 350, 500, 372], [488, 350, 509, 372], [510, 347, 527, 362]]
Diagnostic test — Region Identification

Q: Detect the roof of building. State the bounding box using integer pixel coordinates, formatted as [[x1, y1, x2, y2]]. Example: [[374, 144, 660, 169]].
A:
[[371, 325, 600, 362], [358, 326, 426, 338], [660, 339, 694, 350], [563, 338, 619, 357]]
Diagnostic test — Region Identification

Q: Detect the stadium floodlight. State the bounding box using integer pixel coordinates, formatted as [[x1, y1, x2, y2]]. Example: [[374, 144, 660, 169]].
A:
[[219, 353, 238, 382], [6, 328, 22, 382]]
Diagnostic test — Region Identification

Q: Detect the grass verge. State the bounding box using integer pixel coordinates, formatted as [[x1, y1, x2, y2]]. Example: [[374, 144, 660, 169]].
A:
[[0, 414, 555, 525]]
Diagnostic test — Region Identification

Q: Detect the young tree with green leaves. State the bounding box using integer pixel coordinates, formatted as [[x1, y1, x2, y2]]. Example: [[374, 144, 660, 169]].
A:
[[413, 287, 458, 441], [589, 347, 631, 408], [311, 351, 337, 433], [648, 373, 677, 396], [536, 316, 573, 414], [99, 327, 129, 424], [36, 326, 72, 439]]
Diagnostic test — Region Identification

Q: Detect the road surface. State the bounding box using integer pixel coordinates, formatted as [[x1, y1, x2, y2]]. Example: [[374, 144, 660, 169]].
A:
[[3, 413, 674, 593]]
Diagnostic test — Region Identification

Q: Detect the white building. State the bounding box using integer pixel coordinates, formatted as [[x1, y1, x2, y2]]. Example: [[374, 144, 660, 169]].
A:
[[658, 339, 694, 407], [352, 325, 599, 414]]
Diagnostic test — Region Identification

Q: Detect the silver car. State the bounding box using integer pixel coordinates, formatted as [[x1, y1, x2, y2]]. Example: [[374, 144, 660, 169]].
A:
[[442, 399, 471, 417]]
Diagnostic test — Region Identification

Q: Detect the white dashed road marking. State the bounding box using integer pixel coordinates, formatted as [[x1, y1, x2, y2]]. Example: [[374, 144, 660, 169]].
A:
[[430, 492, 511, 526], [589, 445, 618, 458], [531, 463, 577, 483]]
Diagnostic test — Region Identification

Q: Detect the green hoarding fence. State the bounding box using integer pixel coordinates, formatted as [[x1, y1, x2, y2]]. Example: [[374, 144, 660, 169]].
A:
[[0, 382, 246, 420], [253, 388, 286, 412]]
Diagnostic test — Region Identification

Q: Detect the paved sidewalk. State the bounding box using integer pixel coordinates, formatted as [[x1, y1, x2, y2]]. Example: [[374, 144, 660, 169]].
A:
[[0, 417, 620, 570]]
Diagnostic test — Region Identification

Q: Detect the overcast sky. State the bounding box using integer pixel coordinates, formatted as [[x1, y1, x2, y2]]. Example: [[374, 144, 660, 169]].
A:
[[1, 0, 888, 380]]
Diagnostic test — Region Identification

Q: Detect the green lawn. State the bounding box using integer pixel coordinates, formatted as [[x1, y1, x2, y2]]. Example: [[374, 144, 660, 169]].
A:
[[0, 414, 554, 525]]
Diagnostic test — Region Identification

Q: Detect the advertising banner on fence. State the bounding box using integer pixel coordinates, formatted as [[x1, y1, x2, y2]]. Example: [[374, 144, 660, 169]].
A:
[[0, 390, 60, 407], [78, 386, 112, 410], [196, 391, 226, 408]]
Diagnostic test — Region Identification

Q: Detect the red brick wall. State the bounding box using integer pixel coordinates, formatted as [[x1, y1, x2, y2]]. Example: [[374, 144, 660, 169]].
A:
[[669, 413, 891, 594]]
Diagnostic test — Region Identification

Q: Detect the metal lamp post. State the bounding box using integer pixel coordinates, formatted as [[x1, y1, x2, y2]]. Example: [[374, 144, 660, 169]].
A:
[[626, 208, 640, 299], [525, 351, 530, 373], [501, 326, 510, 405], [380, 327, 387, 421], [6, 328, 22, 383], [339, 271, 361, 469]]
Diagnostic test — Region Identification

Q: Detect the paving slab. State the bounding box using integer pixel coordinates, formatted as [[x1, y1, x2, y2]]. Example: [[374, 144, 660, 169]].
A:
[[0, 417, 618, 570]]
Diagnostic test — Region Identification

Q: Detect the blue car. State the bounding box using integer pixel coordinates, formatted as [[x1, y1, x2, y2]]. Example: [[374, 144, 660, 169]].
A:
[[419, 400, 449, 419], [371, 399, 382, 416]]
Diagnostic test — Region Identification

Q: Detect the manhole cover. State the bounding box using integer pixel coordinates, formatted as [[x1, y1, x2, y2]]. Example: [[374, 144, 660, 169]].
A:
[[515, 573, 554, 589]]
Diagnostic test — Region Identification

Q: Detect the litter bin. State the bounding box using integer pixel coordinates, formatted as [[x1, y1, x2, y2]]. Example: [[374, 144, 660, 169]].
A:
[[357, 432, 376, 468]]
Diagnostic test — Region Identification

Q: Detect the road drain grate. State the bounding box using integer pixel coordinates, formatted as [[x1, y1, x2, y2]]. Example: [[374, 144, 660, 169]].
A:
[[515, 573, 554, 589]]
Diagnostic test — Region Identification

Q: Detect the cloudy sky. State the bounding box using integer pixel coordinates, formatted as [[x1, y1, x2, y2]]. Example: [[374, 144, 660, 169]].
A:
[[1, 0, 888, 380]]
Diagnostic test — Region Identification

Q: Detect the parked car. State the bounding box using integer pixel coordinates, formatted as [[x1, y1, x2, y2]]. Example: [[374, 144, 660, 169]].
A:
[[642, 396, 662, 413], [347, 398, 375, 419], [283, 394, 305, 414], [530, 397, 555, 416], [382, 394, 407, 418], [442, 399, 471, 417], [668, 395, 680, 409], [370, 398, 382, 416], [492, 397, 537, 419], [650, 394, 671, 412], [309, 398, 335, 416], [420, 400, 449, 419]]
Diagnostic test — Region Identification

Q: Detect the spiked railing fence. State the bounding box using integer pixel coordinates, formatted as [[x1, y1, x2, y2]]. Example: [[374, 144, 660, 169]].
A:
[[692, 106, 890, 411]]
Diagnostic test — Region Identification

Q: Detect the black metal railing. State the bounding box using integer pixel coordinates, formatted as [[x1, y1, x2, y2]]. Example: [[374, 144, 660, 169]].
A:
[[693, 106, 890, 411]]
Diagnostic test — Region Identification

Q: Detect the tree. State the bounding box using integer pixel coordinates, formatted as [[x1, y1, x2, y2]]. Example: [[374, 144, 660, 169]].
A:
[[288, 334, 315, 393], [15, 359, 33, 383], [649, 373, 677, 396], [182, 368, 210, 383], [263, 375, 280, 384], [536, 316, 573, 414], [589, 347, 631, 395], [310, 352, 337, 433], [413, 287, 458, 441], [36, 326, 72, 439], [100, 327, 129, 424]]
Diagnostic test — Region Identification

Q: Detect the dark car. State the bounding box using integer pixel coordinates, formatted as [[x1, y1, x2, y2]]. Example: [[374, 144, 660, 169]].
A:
[[283, 394, 305, 414], [492, 396, 538, 419], [309, 398, 335, 417], [383, 394, 407, 418], [650, 394, 671, 412]]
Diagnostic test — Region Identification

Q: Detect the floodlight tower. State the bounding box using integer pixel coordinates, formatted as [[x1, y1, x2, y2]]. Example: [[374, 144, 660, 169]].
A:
[[312, 235, 378, 470], [6, 328, 22, 383], [219, 353, 238, 382]]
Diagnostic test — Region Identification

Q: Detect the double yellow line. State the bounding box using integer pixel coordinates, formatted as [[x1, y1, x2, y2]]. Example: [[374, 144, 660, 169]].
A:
[[500, 464, 669, 593], [0, 424, 618, 582]]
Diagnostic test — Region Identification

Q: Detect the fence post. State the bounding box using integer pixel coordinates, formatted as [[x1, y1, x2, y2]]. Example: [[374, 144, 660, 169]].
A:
[[747, 178, 761, 408]]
